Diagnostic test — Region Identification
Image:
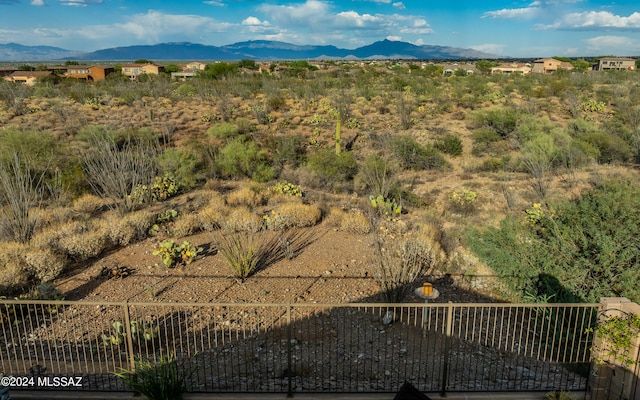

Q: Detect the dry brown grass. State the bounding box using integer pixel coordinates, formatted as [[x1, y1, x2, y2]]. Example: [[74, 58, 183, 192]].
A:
[[222, 206, 264, 233], [339, 210, 372, 234], [226, 186, 264, 208], [266, 203, 322, 230]]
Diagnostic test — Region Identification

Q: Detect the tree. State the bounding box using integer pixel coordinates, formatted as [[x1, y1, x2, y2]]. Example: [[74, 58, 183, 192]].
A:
[[134, 59, 153, 64], [475, 60, 499, 75], [163, 64, 182, 74], [238, 59, 258, 70]]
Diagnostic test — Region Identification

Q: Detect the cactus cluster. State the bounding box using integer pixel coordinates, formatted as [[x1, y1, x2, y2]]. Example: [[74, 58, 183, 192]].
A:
[[101, 320, 159, 346], [153, 239, 202, 268]]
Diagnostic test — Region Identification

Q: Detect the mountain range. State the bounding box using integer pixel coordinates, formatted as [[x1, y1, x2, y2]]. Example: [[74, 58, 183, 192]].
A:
[[0, 40, 499, 62]]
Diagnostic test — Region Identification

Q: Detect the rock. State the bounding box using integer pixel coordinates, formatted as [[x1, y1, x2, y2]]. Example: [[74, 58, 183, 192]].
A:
[[382, 310, 394, 324]]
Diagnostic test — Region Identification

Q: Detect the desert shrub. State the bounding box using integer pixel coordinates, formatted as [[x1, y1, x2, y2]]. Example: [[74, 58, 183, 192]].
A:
[[265, 203, 322, 231], [114, 354, 195, 400], [197, 193, 227, 231], [206, 122, 239, 139], [82, 133, 157, 212], [0, 152, 46, 243], [370, 194, 402, 220], [391, 136, 447, 170], [306, 148, 357, 184], [471, 128, 501, 156], [434, 133, 463, 156], [340, 210, 371, 234], [58, 229, 109, 262], [104, 211, 154, 246], [373, 231, 445, 302], [469, 179, 640, 303], [474, 107, 519, 137], [222, 207, 264, 233], [227, 186, 264, 208], [324, 207, 347, 228], [353, 155, 396, 198], [72, 194, 104, 216], [171, 213, 200, 238], [157, 148, 200, 190], [0, 242, 30, 291], [271, 134, 306, 168], [215, 231, 264, 281], [174, 83, 196, 97], [24, 248, 67, 283], [216, 138, 275, 182], [580, 132, 633, 163]]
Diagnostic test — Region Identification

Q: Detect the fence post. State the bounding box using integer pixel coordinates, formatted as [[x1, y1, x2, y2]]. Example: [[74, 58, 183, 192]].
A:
[[588, 298, 640, 400], [122, 301, 136, 373], [440, 302, 454, 397], [287, 303, 293, 398]]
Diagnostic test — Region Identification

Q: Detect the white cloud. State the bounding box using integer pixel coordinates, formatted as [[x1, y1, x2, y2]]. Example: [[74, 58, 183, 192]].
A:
[[335, 11, 382, 28], [259, 0, 330, 27], [242, 16, 270, 26], [392, 2, 405, 10], [483, 7, 541, 19], [542, 11, 640, 30], [204, 1, 224, 6], [386, 35, 401, 41], [59, 0, 102, 6], [585, 35, 640, 53], [31, 0, 46, 6]]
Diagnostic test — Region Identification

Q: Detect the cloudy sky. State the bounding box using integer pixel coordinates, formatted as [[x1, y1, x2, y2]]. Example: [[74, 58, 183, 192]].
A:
[[0, 0, 639, 57]]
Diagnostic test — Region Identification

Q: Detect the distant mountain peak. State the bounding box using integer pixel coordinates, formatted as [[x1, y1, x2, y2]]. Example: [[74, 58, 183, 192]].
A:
[[0, 40, 500, 62]]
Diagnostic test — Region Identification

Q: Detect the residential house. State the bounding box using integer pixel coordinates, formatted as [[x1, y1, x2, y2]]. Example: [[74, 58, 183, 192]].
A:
[[491, 63, 531, 75], [442, 62, 476, 76], [3, 71, 52, 86], [121, 63, 165, 80], [66, 65, 115, 81], [183, 62, 206, 72], [531, 58, 574, 73], [593, 57, 636, 71]]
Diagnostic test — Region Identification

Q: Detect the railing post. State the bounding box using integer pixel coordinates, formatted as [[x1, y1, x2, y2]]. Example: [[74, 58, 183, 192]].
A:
[[440, 302, 454, 397], [122, 301, 136, 373], [287, 303, 293, 398]]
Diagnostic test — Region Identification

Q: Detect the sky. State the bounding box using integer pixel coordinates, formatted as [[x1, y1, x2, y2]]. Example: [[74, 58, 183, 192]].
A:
[[0, 0, 639, 57]]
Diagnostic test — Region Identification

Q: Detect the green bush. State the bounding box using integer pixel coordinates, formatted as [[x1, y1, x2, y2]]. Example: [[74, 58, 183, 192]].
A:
[[434, 133, 463, 156], [207, 122, 239, 139], [474, 108, 519, 137], [153, 240, 202, 268], [307, 148, 357, 182], [468, 179, 640, 303], [157, 148, 200, 190], [216, 138, 274, 181], [391, 135, 447, 170], [580, 132, 633, 163]]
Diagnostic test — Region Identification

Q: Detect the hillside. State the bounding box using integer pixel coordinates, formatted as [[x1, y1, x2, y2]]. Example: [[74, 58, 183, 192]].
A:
[[0, 63, 639, 305]]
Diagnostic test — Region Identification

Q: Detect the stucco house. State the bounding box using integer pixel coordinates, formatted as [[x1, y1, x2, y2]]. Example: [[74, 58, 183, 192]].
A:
[[121, 63, 165, 80], [66, 65, 115, 81], [531, 58, 574, 73], [3, 71, 52, 86], [183, 62, 207, 71], [491, 63, 531, 75], [593, 57, 635, 71]]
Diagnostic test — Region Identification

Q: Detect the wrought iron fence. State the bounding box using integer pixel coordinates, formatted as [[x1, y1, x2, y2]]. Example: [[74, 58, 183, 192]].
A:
[[0, 300, 599, 394]]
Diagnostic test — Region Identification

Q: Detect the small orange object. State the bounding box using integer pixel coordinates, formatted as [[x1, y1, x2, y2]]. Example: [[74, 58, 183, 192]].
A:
[[422, 282, 433, 296]]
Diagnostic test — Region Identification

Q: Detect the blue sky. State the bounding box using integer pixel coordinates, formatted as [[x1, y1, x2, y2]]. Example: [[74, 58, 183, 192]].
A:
[[0, 0, 639, 57]]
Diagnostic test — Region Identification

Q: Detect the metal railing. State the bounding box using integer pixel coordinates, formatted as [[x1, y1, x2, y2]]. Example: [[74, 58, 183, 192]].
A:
[[0, 300, 599, 394]]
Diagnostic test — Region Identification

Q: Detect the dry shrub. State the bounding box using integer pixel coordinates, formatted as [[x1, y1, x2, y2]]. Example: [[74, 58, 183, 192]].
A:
[[401, 232, 446, 276], [36, 206, 73, 227], [266, 192, 304, 206], [266, 203, 322, 231], [30, 220, 85, 251], [103, 211, 154, 246], [58, 228, 109, 262], [197, 193, 227, 231], [171, 213, 201, 238], [324, 207, 347, 228], [340, 210, 371, 234], [24, 249, 67, 283], [222, 207, 264, 233], [226, 186, 264, 208], [0, 242, 29, 290], [72, 193, 104, 216]]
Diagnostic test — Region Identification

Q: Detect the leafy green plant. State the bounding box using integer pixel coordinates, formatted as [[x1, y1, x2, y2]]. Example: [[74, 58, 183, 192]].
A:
[[151, 173, 179, 201], [153, 239, 202, 268], [114, 353, 195, 400], [391, 135, 447, 171], [588, 313, 640, 367], [307, 148, 357, 183], [102, 319, 160, 346]]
